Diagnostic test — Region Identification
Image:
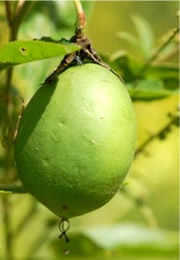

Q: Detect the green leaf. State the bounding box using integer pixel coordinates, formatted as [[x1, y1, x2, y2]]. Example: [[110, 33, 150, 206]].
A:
[[83, 224, 179, 255], [19, 1, 94, 41], [145, 64, 179, 91], [146, 64, 179, 81], [132, 14, 155, 59], [108, 53, 179, 95], [0, 40, 80, 71], [108, 52, 142, 82], [51, 233, 102, 257], [117, 32, 139, 49], [127, 79, 176, 101], [51, 224, 178, 260]]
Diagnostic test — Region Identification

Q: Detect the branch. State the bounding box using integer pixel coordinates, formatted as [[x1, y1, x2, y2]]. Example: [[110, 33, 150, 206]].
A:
[[25, 223, 53, 259], [135, 113, 179, 158], [121, 185, 158, 228], [14, 201, 37, 236], [73, 0, 86, 37], [2, 196, 12, 260], [10, 1, 34, 41], [155, 46, 179, 63], [0, 183, 26, 193], [139, 27, 179, 74], [15, 0, 26, 15], [2, 1, 33, 259], [4, 0, 12, 26]]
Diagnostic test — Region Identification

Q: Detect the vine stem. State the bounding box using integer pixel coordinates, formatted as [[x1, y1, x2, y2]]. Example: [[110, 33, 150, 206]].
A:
[[73, 0, 86, 37], [1, 1, 32, 259]]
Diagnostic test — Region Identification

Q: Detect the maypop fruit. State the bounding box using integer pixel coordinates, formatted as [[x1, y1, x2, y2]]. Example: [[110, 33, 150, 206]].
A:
[[14, 63, 136, 219]]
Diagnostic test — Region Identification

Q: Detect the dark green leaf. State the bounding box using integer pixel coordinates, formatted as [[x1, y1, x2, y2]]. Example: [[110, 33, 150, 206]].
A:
[[108, 53, 179, 95], [146, 64, 179, 80], [146, 64, 179, 89], [108, 52, 142, 82], [127, 79, 176, 101], [145, 64, 179, 91]]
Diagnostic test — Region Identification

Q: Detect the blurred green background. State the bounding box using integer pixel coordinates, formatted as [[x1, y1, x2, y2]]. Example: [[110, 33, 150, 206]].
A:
[[0, 1, 179, 260]]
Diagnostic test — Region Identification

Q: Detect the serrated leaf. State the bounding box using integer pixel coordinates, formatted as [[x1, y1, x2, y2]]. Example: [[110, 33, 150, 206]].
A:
[[132, 14, 155, 59], [0, 40, 80, 71]]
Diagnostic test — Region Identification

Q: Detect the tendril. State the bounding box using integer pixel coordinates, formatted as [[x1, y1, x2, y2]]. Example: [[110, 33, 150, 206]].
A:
[[58, 218, 70, 243]]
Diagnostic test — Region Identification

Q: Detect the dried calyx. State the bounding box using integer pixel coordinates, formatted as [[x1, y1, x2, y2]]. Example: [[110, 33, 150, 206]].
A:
[[44, 32, 112, 85]]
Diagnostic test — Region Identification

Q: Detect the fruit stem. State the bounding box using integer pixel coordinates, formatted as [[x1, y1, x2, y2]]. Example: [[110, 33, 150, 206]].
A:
[[73, 0, 86, 38]]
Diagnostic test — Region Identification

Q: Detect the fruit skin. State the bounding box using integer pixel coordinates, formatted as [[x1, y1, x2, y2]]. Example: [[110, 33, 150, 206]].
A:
[[14, 63, 136, 219]]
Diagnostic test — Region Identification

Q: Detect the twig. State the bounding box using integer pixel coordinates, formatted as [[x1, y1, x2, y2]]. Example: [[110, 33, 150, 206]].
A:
[[139, 27, 179, 75], [4, 0, 12, 26], [16, 0, 26, 15], [155, 46, 179, 62], [14, 201, 37, 236], [0, 183, 26, 193], [2, 1, 33, 259], [135, 113, 179, 158], [141, 205, 158, 228], [2, 196, 12, 260], [25, 225, 53, 259], [4, 0, 11, 25], [13, 96, 25, 142], [10, 1, 33, 41], [2, 2, 16, 258], [121, 186, 158, 228]]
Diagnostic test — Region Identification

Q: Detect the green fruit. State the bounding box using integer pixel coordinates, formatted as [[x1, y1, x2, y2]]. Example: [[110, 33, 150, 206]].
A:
[[14, 63, 136, 219]]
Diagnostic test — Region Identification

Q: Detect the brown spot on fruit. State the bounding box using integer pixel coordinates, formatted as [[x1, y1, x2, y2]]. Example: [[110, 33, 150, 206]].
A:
[[62, 205, 69, 210]]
